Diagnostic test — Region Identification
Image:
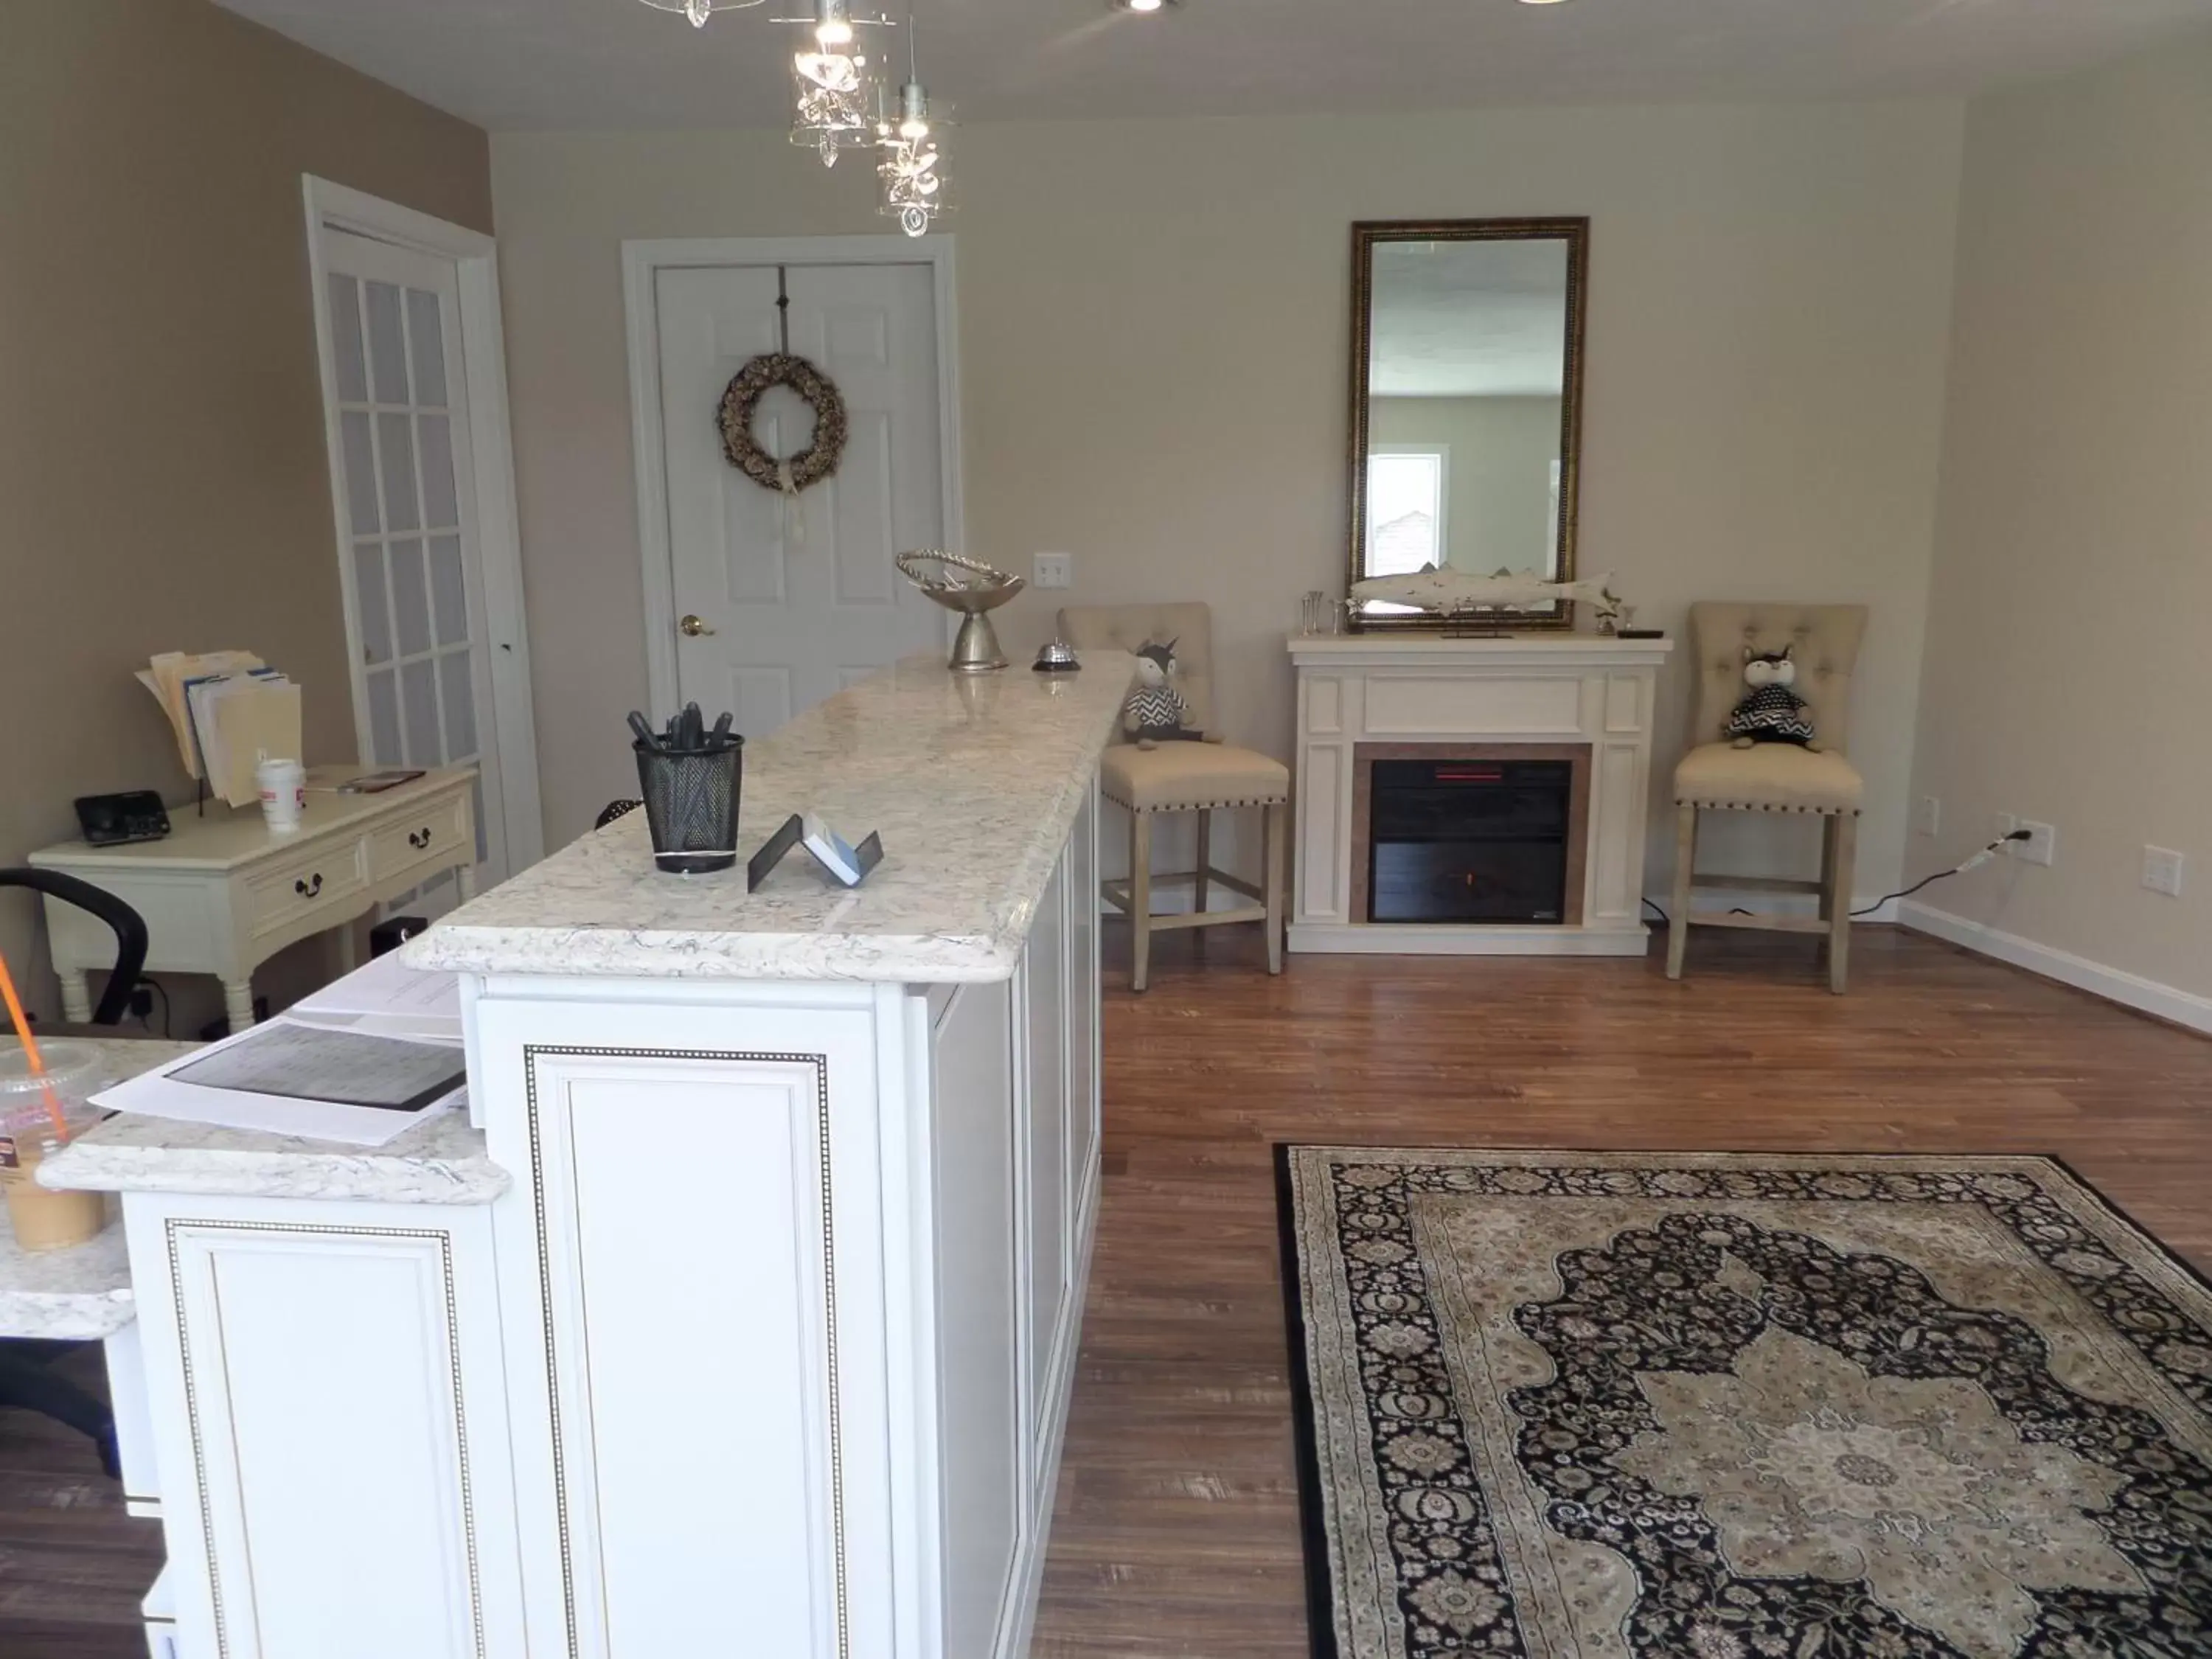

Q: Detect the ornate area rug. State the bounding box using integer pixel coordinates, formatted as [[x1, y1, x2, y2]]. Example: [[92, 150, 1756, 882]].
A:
[[1276, 1149, 2212, 1659]]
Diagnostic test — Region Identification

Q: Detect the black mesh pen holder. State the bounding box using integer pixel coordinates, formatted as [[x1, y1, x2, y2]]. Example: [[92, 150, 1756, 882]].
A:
[[636, 740, 744, 874]]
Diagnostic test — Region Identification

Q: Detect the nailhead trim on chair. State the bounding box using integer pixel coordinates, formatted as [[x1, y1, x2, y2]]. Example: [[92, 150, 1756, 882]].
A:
[[1674, 801, 1863, 815], [1103, 793, 1290, 812]]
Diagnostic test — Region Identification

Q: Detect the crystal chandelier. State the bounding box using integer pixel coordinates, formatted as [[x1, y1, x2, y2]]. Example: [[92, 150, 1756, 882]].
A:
[[636, 0, 768, 27], [788, 0, 881, 167], [873, 6, 949, 237]]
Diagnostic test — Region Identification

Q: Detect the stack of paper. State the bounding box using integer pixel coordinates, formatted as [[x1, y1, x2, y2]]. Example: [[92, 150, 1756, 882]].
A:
[[91, 1015, 465, 1148], [136, 651, 302, 808], [290, 952, 462, 1046]]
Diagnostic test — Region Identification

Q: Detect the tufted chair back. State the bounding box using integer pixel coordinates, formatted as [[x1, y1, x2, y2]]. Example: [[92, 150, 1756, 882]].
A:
[[1688, 603, 1868, 755], [1056, 602, 1217, 737]]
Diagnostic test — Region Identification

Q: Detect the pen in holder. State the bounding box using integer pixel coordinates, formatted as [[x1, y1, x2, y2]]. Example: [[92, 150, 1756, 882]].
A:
[[630, 705, 743, 874]]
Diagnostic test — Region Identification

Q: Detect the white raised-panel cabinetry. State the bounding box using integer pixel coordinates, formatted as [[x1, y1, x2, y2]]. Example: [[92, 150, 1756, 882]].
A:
[[121, 1194, 526, 1659], [463, 786, 1102, 1659]]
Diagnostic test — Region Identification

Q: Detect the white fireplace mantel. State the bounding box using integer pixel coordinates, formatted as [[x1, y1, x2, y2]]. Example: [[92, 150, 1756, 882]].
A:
[[1288, 633, 1674, 956]]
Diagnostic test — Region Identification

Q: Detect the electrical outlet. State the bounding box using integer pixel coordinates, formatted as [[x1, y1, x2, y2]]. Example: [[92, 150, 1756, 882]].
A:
[[1916, 796, 1941, 838], [2017, 819, 2056, 867], [2143, 845, 2185, 897], [1995, 811, 2019, 852], [1032, 552, 1074, 591]]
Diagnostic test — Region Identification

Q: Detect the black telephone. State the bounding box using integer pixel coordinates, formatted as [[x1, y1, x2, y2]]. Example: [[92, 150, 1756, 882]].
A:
[[74, 791, 172, 847]]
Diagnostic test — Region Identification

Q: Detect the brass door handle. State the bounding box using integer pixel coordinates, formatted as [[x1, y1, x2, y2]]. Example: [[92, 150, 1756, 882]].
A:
[[679, 614, 715, 638]]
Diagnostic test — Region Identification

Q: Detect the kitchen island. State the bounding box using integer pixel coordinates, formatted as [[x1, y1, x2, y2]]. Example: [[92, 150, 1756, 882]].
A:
[[44, 653, 1133, 1659]]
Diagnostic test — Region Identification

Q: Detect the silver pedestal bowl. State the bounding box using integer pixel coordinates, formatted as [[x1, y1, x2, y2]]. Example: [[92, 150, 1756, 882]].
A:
[[895, 549, 1026, 673]]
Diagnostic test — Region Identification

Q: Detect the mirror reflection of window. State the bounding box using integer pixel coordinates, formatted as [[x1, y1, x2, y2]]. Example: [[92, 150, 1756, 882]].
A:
[[1366, 449, 1447, 574]]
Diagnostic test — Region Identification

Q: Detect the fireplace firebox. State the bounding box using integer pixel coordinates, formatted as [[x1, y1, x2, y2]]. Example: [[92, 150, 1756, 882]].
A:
[[1367, 757, 1576, 924]]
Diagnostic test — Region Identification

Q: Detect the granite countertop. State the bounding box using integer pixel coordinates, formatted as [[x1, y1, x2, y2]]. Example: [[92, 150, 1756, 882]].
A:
[[409, 651, 1136, 984], [21, 1036, 507, 1208]]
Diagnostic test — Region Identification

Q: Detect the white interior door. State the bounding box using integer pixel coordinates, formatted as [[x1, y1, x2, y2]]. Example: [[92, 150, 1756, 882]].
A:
[[318, 227, 514, 904], [654, 262, 946, 734]]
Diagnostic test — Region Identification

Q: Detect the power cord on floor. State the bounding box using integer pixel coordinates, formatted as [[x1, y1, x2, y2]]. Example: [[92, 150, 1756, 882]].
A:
[[1644, 831, 2030, 925], [1850, 829, 2030, 918]]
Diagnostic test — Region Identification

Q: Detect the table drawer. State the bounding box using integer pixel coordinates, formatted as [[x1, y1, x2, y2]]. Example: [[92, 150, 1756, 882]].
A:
[[245, 838, 368, 938], [368, 793, 470, 883]]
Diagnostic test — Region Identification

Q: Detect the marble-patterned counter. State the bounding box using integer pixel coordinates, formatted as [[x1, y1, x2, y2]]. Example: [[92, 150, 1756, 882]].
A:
[[408, 651, 1135, 983], [22, 1036, 505, 1206]]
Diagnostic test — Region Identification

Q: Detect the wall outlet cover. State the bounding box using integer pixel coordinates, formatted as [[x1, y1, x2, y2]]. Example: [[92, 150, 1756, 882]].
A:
[[1032, 552, 1074, 591], [1916, 796, 1940, 838], [2018, 819, 2056, 867], [2143, 846, 2185, 897]]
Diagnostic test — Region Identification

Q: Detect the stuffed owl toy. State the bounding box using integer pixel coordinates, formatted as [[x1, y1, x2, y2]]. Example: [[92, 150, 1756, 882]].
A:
[[1725, 645, 1821, 750], [1122, 639, 1204, 748]]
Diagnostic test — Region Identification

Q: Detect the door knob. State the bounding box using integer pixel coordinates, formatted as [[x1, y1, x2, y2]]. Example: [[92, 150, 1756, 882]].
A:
[[679, 614, 715, 637]]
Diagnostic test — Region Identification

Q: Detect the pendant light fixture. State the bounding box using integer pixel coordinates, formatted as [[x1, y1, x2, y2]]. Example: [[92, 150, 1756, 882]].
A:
[[874, 0, 949, 237], [636, 0, 768, 27], [788, 0, 881, 167]]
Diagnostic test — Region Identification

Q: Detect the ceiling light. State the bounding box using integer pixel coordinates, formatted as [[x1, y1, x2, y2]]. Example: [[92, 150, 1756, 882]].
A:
[[1516, 0, 1573, 6], [789, 0, 880, 166], [875, 11, 950, 237], [1117, 0, 1172, 13], [636, 0, 768, 26]]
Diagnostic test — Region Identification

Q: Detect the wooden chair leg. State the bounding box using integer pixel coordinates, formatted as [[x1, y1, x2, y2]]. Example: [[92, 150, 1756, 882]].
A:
[[1827, 813, 1857, 995], [1818, 815, 1840, 926], [1130, 809, 1154, 994], [1192, 807, 1211, 917], [1666, 801, 1698, 981], [1264, 801, 1285, 975]]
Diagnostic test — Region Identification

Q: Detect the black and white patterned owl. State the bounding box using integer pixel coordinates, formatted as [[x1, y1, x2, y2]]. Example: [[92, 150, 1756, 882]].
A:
[[1725, 645, 1820, 749], [1123, 639, 1203, 747]]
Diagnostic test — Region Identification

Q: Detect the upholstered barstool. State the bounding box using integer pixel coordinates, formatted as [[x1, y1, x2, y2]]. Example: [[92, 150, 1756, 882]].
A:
[[1057, 603, 1288, 992], [1668, 602, 1868, 993]]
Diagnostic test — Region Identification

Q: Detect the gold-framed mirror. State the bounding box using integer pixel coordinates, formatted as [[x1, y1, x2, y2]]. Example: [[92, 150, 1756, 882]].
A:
[[1346, 218, 1590, 630]]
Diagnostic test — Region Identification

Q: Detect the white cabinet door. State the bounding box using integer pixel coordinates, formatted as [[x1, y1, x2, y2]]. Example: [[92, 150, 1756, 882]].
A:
[[1020, 849, 1070, 1486], [472, 992, 894, 1659], [124, 1194, 524, 1659], [1064, 788, 1101, 1239], [931, 981, 1023, 1659]]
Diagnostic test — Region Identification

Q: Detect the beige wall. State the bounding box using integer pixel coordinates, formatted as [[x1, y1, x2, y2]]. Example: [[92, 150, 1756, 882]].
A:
[[493, 101, 1964, 897], [0, 0, 491, 1023], [1369, 395, 1562, 577], [1906, 38, 2212, 1001]]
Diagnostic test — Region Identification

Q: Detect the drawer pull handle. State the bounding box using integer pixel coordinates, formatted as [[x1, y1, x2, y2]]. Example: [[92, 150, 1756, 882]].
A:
[[408, 827, 433, 849], [294, 873, 324, 898]]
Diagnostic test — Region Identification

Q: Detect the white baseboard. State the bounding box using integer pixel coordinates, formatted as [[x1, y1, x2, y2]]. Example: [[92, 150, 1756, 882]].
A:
[[1899, 901, 2212, 1037]]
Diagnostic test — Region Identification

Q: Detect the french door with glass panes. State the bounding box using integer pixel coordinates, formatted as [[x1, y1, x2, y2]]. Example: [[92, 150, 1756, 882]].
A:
[[318, 226, 512, 904]]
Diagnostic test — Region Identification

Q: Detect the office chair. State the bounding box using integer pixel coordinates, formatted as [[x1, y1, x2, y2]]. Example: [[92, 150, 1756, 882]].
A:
[[0, 867, 150, 1478]]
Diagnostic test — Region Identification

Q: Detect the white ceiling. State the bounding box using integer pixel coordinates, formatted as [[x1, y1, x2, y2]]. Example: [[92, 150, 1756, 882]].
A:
[[212, 0, 2212, 132], [1371, 240, 1568, 398]]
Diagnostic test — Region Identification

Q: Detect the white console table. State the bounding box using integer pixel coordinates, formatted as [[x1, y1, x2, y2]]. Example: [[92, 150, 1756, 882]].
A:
[[1288, 633, 1673, 956], [28, 769, 477, 1031], [41, 655, 1130, 1659]]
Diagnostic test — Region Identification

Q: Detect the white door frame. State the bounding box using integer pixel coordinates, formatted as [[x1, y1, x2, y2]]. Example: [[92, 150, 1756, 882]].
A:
[[302, 174, 546, 871], [622, 234, 966, 717]]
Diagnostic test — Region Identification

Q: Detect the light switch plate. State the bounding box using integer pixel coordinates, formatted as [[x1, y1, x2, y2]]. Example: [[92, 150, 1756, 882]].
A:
[[2143, 846, 2185, 897], [1032, 552, 1074, 591]]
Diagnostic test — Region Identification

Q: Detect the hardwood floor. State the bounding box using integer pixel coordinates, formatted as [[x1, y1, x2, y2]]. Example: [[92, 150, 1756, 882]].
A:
[[1030, 924, 2212, 1658], [0, 1345, 159, 1659], [4, 926, 2206, 1657]]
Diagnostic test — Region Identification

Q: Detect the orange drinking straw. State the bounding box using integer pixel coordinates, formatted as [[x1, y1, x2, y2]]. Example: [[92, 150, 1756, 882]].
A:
[[0, 951, 72, 1141]]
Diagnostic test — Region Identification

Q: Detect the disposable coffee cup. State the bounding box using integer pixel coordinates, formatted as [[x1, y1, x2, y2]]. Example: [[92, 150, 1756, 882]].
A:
[[257, 756, 306, 832]]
